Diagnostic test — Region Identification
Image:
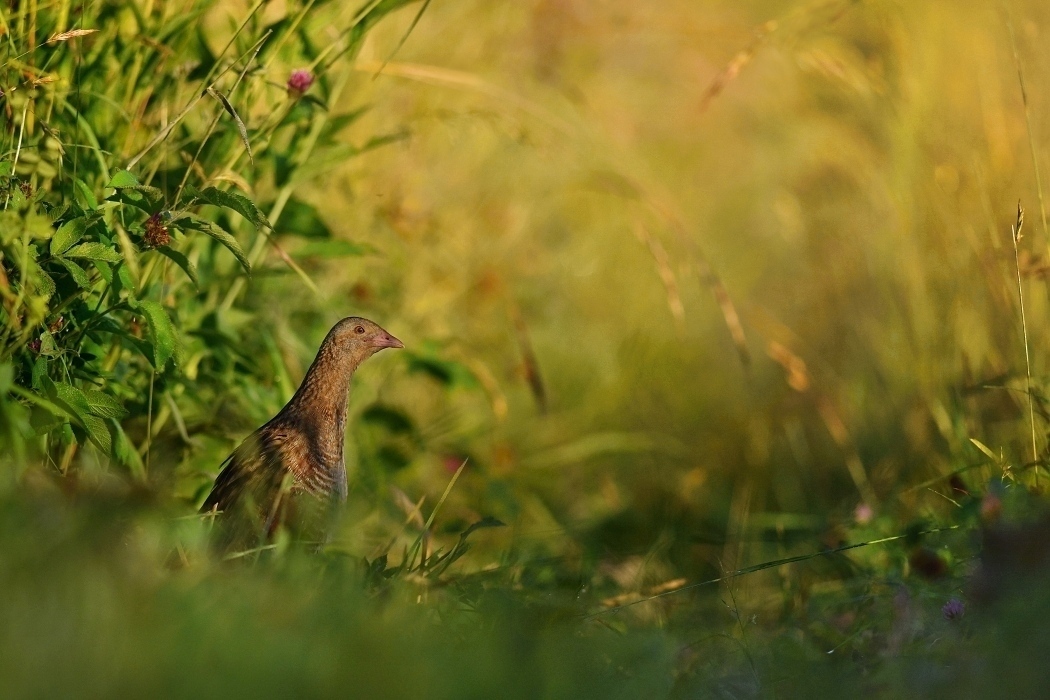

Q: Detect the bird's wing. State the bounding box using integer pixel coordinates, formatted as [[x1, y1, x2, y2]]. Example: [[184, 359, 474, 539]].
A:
[[199, 424, 335, 552], [199, 429, 289, 514]]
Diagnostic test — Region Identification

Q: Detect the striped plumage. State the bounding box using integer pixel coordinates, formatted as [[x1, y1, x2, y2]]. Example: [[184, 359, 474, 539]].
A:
[[200, 317, 403, 550]]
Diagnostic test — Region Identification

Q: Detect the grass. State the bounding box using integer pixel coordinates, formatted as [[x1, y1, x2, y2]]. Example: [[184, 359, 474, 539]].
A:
[[4, 0, 1050, 697]]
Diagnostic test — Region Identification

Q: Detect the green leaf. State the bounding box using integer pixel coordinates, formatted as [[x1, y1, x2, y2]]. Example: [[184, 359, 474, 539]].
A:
[[52, 381, 113, 450], [140, 301, 178, 370], [79, 414, 112, 454], [51, 217, 87, 255], [32, 264, 56, 300], [116, 263, 139, 309], [52, 382, 92, 415], [82, 389, 128, 420], [64, 242, 123, 263], [155, 246, 199, 288], [93, 260, 114, 284], [189, 186, 270, 229], [31, 356, 47, 391], [106, 169, 140, 189], [74, 178, 98, 210], [106, 187, 164, 214], [112, 419, 145, 480], [55, 258, 91, 288], [177, 216, 250, 273]]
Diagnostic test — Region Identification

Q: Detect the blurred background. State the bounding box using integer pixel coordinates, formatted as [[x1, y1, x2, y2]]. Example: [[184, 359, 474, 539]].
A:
[[5, 0, 1050, 695], [284, 0, 1050, 578]]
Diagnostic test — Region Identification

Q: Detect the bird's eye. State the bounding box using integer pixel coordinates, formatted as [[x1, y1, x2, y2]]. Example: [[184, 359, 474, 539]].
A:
[[354, 326, 365, 334]]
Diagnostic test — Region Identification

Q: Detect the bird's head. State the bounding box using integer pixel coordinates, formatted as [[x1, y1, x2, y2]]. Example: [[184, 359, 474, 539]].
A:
[[328, 317, 404, 360]]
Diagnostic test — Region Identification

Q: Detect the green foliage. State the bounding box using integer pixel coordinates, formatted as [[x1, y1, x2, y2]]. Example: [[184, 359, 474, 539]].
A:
[[0, 0, 421, 481]]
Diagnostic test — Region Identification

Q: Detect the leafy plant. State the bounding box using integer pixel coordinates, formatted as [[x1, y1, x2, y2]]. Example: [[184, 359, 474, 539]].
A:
[[0, 0, 425, 489]]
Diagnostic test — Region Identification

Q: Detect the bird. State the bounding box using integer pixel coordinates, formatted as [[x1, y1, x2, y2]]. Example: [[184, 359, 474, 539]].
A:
[[200, 316, 403, 551]]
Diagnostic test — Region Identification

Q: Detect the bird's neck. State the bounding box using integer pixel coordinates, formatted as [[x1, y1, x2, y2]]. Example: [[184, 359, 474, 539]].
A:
[[281, 344, 364, 438]]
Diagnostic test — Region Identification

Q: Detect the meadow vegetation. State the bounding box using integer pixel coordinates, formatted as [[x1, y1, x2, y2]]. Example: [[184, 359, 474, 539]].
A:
[[3, 0, 1050, 696]]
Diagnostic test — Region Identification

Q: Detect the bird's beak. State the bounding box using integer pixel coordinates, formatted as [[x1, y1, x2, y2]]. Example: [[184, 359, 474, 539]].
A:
[[373, 332, 404, 350]]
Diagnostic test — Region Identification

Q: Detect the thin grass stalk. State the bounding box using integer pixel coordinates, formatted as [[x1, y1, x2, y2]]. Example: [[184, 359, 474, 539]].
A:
[[1010, 203, 1039, 476]]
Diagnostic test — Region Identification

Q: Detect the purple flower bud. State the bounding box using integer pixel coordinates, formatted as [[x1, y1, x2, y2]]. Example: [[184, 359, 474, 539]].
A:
[[28, 338, 41, 353], [942, 597, 965, 621], [287, 69, 314, 95]]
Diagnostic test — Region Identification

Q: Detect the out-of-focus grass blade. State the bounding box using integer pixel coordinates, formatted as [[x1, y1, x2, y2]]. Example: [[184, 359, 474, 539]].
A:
[[206, 88, 253, 164], [969, 438, 999, 462]]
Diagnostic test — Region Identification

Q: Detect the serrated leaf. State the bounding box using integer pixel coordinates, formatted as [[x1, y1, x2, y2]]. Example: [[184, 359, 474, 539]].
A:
[[55, 258, 91, 288], [52, 381, 92, 417], [32, 265, 56, 300], [106, 169, 140, 189], [155, 246, 199, 288], [79, 414, 112, 454], [51, 217, 87, 255], [190, 186, 270, 229], [206, 88, 253, 163], [179, 216, 250, 273], [82, 389, 128, 419], [64, 242, 123, 263], [140, 301, 178, 370]]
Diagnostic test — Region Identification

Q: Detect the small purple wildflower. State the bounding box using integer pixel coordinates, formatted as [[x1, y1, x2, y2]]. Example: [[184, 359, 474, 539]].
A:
[[287, 69, 314, 96], [27, 338, 41, 353], [942, 598, 965, 621]]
